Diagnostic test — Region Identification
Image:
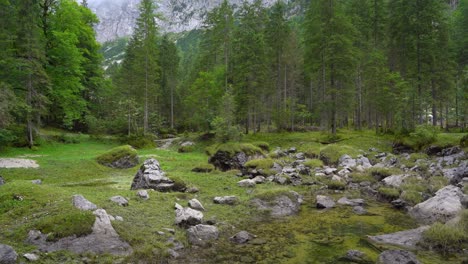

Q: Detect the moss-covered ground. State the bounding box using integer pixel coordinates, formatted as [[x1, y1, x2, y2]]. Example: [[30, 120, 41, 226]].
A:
[[0, 130, 465, 263]]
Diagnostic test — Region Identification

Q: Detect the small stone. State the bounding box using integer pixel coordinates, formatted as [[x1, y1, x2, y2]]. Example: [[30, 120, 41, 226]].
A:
[[252, 176, 266, 184], [72, 195, 97, 211], [316, 195, 335, 209], [115, 216, 124, 221], [137, 190, 149, 200], [157, 231, 165, 235], [237, 179, 256, 188], [230, 231, 256, 244], [295, 152, 305, 160], [188, 198, 205, 211], [175, 203, 203, 228], [167, 248, 180, 258], [31, 179, 42, 185], [110, 196, 129, 206], [213, 196, 239, 205], [186, 187, 199, 193], [324, 168, 337, 175], [337, 197, 365, 206], [23, 253, 40, 262]]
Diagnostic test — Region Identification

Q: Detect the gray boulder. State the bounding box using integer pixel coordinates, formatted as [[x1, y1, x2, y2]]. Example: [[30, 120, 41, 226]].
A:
[[213, 196, 239, 205], [368, 226, 429, 250], [186, 224, 219, 246], [341, 250, 372, 264], [382, 174, 410, 188], [353, 206, 367, 215], [252, 191, 303, 217], [110, 196, 128, 206], [131, 158, 184, 192], [237, 179, 256, 188], [230, 231, 256, 244], [409, 185, 464, 224], [188, 199, 205, 211], [72, 195, 97, 211], [175, 203, 203, 228], [23, 253, 39, 262], [316, 195, 335, 209], [339, 155, 357, 168], [137, 190, 149, 200], [252, 176, 266, 184], [442, 160, 468, 184], [337, 197, 365, 206], [0, 244, 17, 264], [377, 250, 420, 264]]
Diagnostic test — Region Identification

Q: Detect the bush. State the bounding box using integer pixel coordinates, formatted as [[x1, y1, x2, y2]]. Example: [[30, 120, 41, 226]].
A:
[[252, 141, 270, 151], [245, 158, 274, 170], [303, 159, 324, 169], [35, 211, 95, 241], [461, 134, 468, 148], [409, 125, 438, 149], [423, 222, 466, 254], [211, 116, 242, 143], [378, 187, 400, 200], [0, 129, 17, 149], [120, 134, 155, 149], [96, 145, 138, 165]]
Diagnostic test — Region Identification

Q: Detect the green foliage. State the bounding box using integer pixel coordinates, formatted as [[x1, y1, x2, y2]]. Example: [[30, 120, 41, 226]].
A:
[[96, 145, 138, 165], [323, 179, 346, 190], [303, 159, 324, 169], [35, 211, 95, 241], [409, 125, 439, 150], [368, 167, 399, 180], [208, 143, 263, 157], [400, 190, 423, 205], [349, 172, 376, 183], [320, 145, 359, 165], [252, 141, 270, 151], [211, 116, 242, 143], [378, 187, 400, 200], [192, 163, 215, 173], [460, 134, 468, 147], [422, 222, 466, 254], [244, 158, 274, 170]]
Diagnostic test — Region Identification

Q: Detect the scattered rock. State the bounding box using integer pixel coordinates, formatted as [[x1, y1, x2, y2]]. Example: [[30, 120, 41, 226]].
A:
[[353, 206, 367, 215], [23, 253, 39, 262], [31, 179, 42, 185], [377, 250, 421, 264], [188, 199, 205, 211], [209, 150, 259, 172], [252, 191, 303, 217], [186, 224, 219, 246], [110, 196, 129, 206], [137, 190, 149, 200], [237, 179, 256, 188], [72, 195, 97, 211], [442, 160, 468, 184], [26, 209, 132, 256], [368, 226, 429, 250], [213, 196, 239, 205], [341, 250, 372, 264], [167, 248, 180, 258], [392, 142, 414, 154], [391, 199, 408, 210], [0, 244, 18, 264], [130, 158, 185, 192], [230, 231, 256, 244], [175, 203, 203, 228], [409, 185, 464, 224], [295, 152, 305, 160], [316, 195, 335, 209], [337, 197, 365, 206]]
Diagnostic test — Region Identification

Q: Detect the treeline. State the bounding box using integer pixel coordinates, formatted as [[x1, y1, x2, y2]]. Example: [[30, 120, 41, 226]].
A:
[[1, 0, 467, 147], [0, 0, 104, 146]]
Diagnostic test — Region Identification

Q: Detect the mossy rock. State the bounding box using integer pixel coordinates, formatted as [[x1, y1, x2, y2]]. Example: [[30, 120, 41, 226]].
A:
[[96, 145, 139, 169], [320, 145, 359, 165], [244, 158, 274, 170], [35, 211, 95, 242], [192, 164, 215, 173], [303, 159, 323, 169]]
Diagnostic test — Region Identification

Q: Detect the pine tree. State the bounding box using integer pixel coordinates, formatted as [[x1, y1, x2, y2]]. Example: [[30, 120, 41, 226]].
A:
[[159, 35, 179, 129]]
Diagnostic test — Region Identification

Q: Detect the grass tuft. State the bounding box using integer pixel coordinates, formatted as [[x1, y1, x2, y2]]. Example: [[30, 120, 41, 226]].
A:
[[244, 158, 274, 170], [303, 159, 323, 169], [35, 211, 95, 241]]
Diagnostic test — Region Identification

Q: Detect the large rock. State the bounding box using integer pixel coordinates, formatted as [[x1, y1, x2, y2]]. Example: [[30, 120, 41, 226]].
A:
[[213, 196, 239, 205], [175, 203, 203, 228], [96, 145, 139, 169], [409, 185, 464, 224], [72, 195, 97, 211], [442, 160, 468, 184], [339, 155, 357, 168], [251, 191, 303, 217], [368, 226, 429, 250], [316, 195, 335, 209], [0, 244, 18, 264], [341, 250, 372, 264], [186, 224, 219, 246], [377, 250, 420, 264], [131, 158, 184, 192], [26, 209, 132, 256]]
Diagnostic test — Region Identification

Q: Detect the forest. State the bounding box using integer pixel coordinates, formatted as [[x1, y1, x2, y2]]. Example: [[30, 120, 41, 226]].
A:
[[0, 0, 467, 145]]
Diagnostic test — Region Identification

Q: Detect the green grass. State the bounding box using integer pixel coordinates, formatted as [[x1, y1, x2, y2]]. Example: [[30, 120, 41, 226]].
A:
[[205, 142, 263, 156], [244, 158, 274, 170], [320, 145, 360, 165], [35, 211, 95, 241], [422, 220, 467, 254], [378, 187, 401, 200], [95, 145, 138, 165], [303, 159, 324, 169]]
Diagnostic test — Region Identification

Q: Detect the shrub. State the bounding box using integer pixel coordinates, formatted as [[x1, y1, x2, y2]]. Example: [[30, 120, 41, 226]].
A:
[[303, 159, 324, 169], [120, 134, 155, 149], [460, 134, 468, 148], [211, 116, 242, 143], [378, 187, 400, 200], [422, 222, 465, 254], [35, 211, 95, 241], [253, 141, 270, 151], [96, 145, 138, 165], [245, 158, 274, 170], [409, 125, 438, 149]]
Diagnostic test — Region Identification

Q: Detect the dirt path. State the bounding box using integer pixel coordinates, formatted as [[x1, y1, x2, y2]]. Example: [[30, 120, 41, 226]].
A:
[[0, 158, 39, 168]]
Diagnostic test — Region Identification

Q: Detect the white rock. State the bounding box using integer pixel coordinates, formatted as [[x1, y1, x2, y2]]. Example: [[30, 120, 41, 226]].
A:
[[237, 179, 256, 188], [188, 198, 205, 211]]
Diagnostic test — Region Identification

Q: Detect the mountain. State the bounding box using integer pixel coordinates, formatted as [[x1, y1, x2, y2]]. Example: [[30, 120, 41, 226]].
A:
[[88, 0, 301, 43]]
